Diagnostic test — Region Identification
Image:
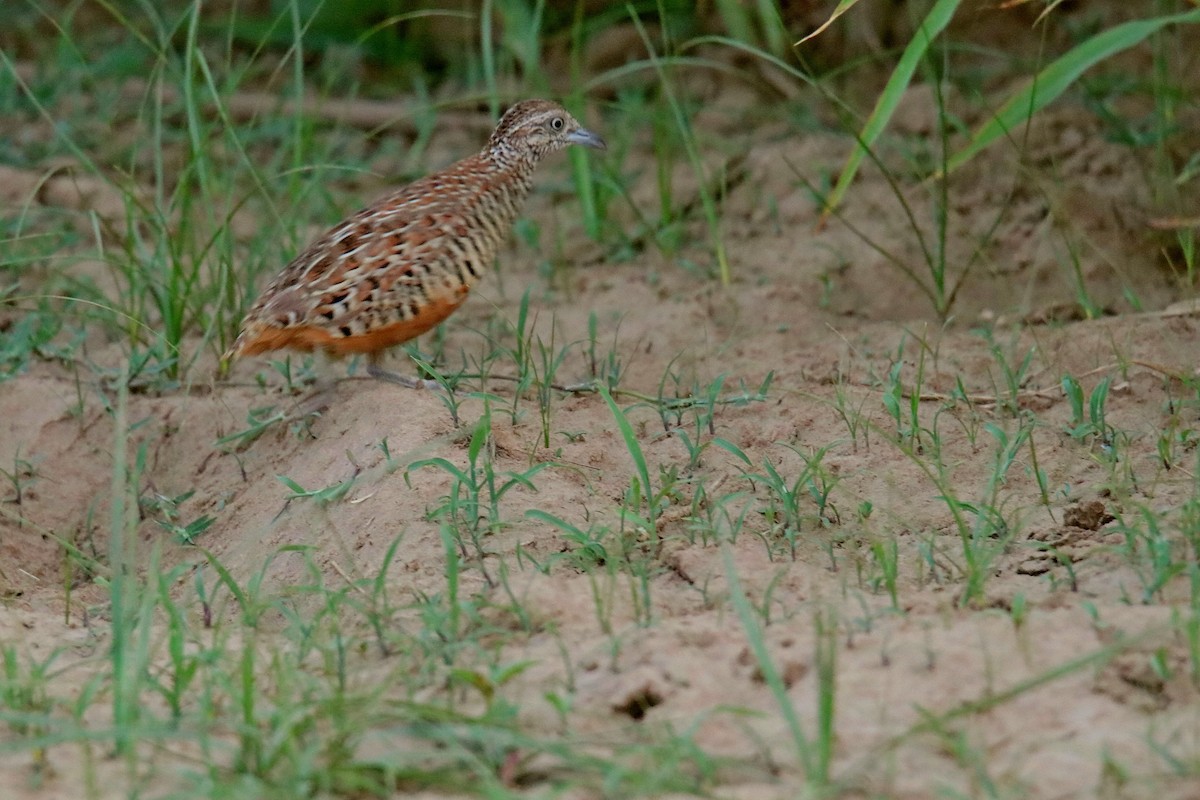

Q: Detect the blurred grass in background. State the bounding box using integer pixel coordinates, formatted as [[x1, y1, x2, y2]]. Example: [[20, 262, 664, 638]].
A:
[[0, 0, 1196, 384]]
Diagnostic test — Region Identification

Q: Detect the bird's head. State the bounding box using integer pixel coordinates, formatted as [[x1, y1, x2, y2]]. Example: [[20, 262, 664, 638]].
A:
[[486, 99, 606, 163]]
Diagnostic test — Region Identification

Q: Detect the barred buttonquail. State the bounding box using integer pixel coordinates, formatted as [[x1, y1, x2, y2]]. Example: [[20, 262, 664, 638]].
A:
[[223, 99, 605, 387]]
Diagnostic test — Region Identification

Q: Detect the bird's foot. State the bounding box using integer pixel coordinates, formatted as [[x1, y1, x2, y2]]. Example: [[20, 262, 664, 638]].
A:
[[288, 382, 337, 418], [366, 362, 443, 391]]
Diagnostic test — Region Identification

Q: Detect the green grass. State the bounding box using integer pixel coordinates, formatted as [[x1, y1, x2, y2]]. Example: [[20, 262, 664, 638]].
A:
[[4, 1, 1200, 797]]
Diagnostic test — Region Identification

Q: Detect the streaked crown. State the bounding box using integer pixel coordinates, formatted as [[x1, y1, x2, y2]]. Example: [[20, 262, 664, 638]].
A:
[[486, 99, 606, 163]]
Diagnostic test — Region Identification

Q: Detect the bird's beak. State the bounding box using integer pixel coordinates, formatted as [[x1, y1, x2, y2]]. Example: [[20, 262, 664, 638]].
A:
[[566, 127, 607, 150]]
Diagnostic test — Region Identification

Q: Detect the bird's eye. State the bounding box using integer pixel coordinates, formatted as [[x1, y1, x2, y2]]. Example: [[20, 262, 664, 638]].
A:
[[550, 117, 564, 130]]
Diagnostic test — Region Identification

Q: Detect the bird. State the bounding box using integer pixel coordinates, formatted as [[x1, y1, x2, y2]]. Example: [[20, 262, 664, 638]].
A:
[[222, 99, 606, 387]]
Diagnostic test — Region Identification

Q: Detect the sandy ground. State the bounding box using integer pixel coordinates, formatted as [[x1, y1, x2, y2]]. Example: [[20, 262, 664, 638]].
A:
[[4, 75, 1200, 798]]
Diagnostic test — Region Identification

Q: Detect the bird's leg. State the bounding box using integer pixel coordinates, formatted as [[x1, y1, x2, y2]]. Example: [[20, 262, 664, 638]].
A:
[[285, 354, 340, 417], [288, 384, 337, 419], [365, 352, 442, 391]]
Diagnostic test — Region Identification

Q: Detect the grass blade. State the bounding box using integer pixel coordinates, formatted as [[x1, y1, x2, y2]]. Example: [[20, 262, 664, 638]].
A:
[[628, 1, 731, 285], [797, 0, 863, 46], [721, 542, 817, 783], [598, 384, 654, 529], [820, 0, 961, 222]]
